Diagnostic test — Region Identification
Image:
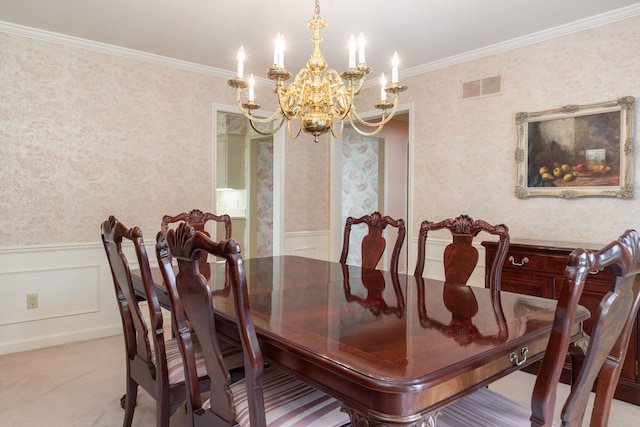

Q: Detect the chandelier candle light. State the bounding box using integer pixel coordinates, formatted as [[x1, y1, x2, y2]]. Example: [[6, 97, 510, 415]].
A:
[[227, 0, 407, 143]]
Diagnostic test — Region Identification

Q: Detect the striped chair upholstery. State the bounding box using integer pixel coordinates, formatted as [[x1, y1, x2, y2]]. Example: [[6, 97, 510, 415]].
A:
[[162, 223, 351, 427], [438, 230, 640, 427], [220, 366, 346, 426], [154, 334, 243, 386], [155, 335, 206, 386]]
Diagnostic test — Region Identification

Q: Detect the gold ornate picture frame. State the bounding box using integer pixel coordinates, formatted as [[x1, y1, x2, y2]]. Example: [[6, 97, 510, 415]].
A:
[[514, 96, 634, 199]]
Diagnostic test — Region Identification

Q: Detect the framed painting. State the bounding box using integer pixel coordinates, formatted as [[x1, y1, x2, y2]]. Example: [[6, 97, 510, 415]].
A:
[[514, 96, 634, 199]]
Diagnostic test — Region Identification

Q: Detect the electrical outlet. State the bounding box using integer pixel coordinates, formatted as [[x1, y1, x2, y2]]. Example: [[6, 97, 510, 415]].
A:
[[27, 293, 38, 309]]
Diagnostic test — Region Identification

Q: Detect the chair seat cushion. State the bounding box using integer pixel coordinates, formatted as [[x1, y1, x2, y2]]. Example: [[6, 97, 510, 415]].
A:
[[438, 387, 558, 427], [152, 334, 244, 386], [204, 366, 350, 427], [151, 336, 205, 386]]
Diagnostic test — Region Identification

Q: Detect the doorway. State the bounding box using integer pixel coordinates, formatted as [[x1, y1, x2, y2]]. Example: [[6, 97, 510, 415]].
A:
[[330, 107, 412, 273], [213, 106, 284, 258]]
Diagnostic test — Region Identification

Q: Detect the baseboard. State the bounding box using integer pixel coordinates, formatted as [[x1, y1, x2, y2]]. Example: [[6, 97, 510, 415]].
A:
[[0, 324, 122, 355]]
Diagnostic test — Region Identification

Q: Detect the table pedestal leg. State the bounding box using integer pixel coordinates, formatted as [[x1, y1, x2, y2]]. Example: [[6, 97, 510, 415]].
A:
[[341, 405, 441, 427]]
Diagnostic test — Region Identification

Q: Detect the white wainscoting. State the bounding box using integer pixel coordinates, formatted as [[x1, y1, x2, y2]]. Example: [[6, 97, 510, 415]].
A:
[[0, 242, 147, 355], [0, 233, 491, 355], [282, 230, 331, 260]]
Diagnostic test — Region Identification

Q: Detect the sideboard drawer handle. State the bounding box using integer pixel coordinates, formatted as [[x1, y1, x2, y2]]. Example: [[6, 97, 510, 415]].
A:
[[509, 256, 529, 267], [509, 347, 529, 366]]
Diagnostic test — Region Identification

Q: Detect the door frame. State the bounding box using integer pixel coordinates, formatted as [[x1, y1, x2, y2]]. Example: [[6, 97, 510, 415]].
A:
[[212, 103, 284, 256], [329, 102, 415, 272]]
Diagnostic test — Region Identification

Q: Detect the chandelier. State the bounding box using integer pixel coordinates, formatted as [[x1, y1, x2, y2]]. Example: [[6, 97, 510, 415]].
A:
[[227, 0, 407, 143]]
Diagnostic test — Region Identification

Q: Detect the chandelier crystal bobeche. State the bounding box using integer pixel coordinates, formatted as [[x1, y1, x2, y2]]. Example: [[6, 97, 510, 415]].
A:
[[227, 0, 407, 143]]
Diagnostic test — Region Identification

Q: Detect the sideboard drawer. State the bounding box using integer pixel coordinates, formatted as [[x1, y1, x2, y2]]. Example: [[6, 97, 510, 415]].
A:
[[503, 250, 566, 274]]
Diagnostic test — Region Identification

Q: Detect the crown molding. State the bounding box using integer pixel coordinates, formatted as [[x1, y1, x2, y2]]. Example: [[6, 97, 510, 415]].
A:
[[3, 3, 639, 84], [0, 20, 235, 80], [401, 3, 640, 79]]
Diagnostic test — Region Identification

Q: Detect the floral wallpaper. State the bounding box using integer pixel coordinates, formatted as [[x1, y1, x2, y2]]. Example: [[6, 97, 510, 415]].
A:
[[341, 133, 381, 265], [255, 138, 274, 257]]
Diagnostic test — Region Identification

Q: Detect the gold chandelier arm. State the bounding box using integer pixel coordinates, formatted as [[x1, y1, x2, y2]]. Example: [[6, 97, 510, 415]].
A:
[[350, 96, 400, 128], [347, 74, 365, 95], [239, 107, 284, 124], [286, 119, 302, 140], [324, 69, 354, 120], [330, 119, 345, 139], [234, 89, 285, 124], [248, 116, 286, 136], [277, 68, 313, 120], [347, 115, 385, 137]]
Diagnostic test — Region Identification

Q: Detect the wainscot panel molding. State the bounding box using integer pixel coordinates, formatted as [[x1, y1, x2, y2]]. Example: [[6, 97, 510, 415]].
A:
[[0, 242, 156, 355], [283, 230, 330, 261], [0, 235, 487, 354]]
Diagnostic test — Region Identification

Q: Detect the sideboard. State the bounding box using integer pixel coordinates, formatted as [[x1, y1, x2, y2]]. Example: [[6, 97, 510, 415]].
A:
[[483, 239, 639, 406]]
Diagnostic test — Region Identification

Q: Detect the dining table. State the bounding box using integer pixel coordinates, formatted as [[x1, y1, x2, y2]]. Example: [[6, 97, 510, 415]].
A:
[[131, 255, 589, 426]]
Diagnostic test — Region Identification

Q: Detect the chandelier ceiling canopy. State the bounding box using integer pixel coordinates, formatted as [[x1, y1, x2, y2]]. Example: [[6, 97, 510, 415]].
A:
[[228, 0, 407, 143]]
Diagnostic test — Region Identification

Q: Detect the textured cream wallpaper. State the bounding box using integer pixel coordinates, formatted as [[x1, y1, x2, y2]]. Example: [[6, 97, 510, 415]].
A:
[[360, 16, 640, 244], [284, 131, 330, 231], [0, 33, 217, 245], [2, 14, 640, 248], [0, 31, 326, 246]]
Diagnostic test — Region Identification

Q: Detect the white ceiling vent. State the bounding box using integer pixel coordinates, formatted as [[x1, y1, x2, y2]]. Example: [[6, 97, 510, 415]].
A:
[[462, 75, 501, 99]]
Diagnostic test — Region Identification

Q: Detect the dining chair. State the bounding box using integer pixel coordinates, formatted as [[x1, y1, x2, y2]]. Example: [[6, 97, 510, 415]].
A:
[[100, 216, 210, 427], [437, 229, 640, 427], [414, 214, 509, 298], [155, 229, 244, 371], [161, 222, 351, 427], [161, 209, 233, 279], [160, 210, 241, 364], [340, 211, 406, 272], [161, 208, 232, 237]]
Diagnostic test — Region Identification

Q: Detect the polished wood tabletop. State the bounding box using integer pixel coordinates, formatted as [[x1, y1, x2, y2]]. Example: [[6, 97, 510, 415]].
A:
[[132, 255, 589, 426]]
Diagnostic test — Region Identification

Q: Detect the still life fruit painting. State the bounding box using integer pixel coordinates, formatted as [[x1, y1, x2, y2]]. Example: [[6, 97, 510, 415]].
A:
[[514, 96, 634, 199]]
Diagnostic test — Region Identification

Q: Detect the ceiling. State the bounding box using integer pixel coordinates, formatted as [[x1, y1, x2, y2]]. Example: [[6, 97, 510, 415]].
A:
[[1, 0, 639, 80]]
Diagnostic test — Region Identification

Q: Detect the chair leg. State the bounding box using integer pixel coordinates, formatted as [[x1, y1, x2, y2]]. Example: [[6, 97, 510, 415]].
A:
[[122, 378, 138, 427], [157, 400, 170, 427]]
